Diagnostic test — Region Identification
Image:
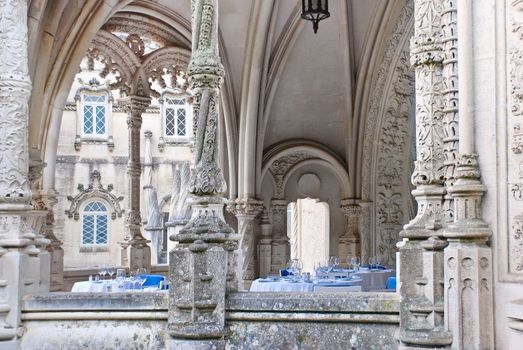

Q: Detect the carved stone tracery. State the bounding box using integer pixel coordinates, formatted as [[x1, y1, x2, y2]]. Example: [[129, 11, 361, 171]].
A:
[[65, 170, 124, 221]]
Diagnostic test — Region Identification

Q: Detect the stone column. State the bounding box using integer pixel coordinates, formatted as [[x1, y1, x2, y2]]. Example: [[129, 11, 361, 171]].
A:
[[258, 209, 272, 278], [442, 0, 494, 348], [339, 199, 361, 266], [168, 0, 240, 348], [441, 0, 460, 224], [270, 199, 289, 274], [359, 201, 372, 264], [0, 0, 34, 346], [119, 96, 152, 271], [28, 160, 50, 293], [40, 190, 64, 292], [227, 198, 263, 290], [398, 0, 452, 348]]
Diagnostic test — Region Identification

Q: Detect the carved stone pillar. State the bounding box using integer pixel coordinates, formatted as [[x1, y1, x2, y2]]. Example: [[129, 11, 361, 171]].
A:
[[339, 199, 361, 266], [258, 209, 272, 278], [28, 160, 50, 293], [441, 0, 494, 348], [359, 201, 372, 264], [441, 0, 459, 224], [40, 190, 64, 292], [398, 0, 452, 348], [0, 0, 34, 346], [119, 96, 151, 271], [168, 0, 240, 348], [227, 198, 263, 290], [270, 199, 289, 274]]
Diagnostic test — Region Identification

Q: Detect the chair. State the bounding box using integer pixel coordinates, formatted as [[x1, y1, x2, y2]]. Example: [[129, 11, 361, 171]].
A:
[[386, 276, 397, 290], [141, 274, 165, 287]]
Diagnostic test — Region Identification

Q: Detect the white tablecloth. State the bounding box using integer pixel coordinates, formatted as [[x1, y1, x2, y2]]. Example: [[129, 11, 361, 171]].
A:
[[250, 279, 314, 292], [71, 280, 121, 293], [353, 268, 395, 291]]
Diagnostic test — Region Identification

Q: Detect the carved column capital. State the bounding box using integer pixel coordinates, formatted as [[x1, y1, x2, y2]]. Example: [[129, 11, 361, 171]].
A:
[[120, 96, 151, 115], [226, 198, 264, 218], [340, 200, 362, 218]]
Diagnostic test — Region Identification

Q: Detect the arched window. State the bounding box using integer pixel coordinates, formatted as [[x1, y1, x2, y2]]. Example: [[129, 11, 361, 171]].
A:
[[82, 93, 107, 137], [163, 96, 189, 138], [81, 201, 109, 246]]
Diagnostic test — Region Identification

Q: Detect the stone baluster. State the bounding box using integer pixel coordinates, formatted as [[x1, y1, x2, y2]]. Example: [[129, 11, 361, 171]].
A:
[[398, 0, 452, 348], [142, 130, 154, 225], [442, 0, 494, 348], [40, 189, 64, 292], [270, 199, 289, 274], [339, 199, 361, 266], [168, 0, 240, 347], [119, 96, 152, 271], [258, 209, 272, 278], [0, 0, 34, 346], [227, 198, 263, 290]]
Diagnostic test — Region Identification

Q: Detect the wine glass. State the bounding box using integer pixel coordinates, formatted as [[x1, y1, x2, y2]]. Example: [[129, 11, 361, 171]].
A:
[[375, 256, 382, 269], [137, 268, 147, 277], [108, 268, 115, 280], [98, 267, 107, 280], [369, 257, 376, 270], [295, 259, 303, 277], [351, 256, 361, 271]]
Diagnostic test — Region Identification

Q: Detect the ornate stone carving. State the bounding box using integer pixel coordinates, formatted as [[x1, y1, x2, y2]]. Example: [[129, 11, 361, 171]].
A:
[[513, 123, 523, 154], [362, 2, 415, 267], [511, 214, 523, 271], [167, 162, 192, 224], [269, 152, 312, 199], [339, 200, 361, 265], [65, 170, 124, 220], [227, 198, 263, 288]]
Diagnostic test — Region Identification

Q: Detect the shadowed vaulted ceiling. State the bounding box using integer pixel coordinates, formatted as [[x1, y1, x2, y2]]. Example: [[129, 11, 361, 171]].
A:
[[28, 0, 411, 200]]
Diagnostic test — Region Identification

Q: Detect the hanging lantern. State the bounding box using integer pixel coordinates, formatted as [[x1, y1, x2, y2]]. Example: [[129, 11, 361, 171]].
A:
[[301, 0, 330, 34]]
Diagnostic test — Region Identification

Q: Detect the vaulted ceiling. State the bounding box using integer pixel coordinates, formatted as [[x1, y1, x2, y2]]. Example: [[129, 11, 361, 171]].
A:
[[28, 0, 411, 198]]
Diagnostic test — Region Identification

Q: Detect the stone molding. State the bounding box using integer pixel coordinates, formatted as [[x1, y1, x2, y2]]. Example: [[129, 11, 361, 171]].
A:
[[65, 170, 124, 221]]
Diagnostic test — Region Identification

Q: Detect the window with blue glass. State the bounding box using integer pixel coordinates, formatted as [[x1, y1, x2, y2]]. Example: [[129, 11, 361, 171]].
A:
[[82, 94, 107, 137], [82, 201, 109, 246], [164, 97, 188, 137]]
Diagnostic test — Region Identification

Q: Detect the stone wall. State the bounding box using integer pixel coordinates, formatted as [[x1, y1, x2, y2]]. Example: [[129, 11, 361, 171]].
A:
[[20, 292, 399, 349]]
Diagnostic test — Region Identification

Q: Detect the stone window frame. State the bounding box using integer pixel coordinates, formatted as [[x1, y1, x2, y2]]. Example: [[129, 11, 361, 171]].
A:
[[73, 86, 115, 151], [80, 199, 111, 253], [158, 91, 193, 150]]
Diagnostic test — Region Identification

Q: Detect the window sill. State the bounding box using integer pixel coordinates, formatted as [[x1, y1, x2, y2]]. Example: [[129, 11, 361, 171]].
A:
[[79, 246, 110, 253]]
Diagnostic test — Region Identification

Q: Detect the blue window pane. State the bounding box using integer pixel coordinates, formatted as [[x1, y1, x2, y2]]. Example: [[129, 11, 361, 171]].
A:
[[95, 106, 106, 134], [177, 109, 186, 136], [84, 95, 106, 103], [82, 215, 95, 244], [83, 106, 94, 134], [96, 215, 108, 244], [165, 108, 176, 136], [85, 202, 107, 212]]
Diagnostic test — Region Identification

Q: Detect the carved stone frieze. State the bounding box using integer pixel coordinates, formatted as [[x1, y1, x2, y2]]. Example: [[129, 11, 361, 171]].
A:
[[65, 170, 124, 220], [361, 2, 415, 267], [269, 152, 312, 199]]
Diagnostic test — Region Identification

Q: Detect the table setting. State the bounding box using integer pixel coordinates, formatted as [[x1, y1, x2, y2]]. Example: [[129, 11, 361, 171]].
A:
[[249, 256, 396, 293], [71, 267, 168, 293]]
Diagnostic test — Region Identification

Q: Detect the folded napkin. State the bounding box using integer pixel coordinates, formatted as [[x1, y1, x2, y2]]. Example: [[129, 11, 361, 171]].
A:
[[280, 269, 293, 277]]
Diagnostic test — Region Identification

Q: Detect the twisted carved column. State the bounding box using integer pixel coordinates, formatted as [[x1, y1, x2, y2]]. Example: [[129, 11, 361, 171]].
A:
[[227, 198, 263, 290], [0, 0, 35, 345], [339, 200, 361, 266], [119, 96, 151, 271], [398, 0, 452, 348], [168, 0, 240, 347], [270, 199, 289, 274]]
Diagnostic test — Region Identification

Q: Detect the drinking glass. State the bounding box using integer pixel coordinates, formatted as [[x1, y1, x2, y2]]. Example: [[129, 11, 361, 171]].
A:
[[137, 268, 147, 277], [375, 256, 382, 269], [369, 257, 376, 270], [99, 267, 107, 280], [108, 268, 115, 279], [116, 268, 126, 280], [351, 256, 360, 271]]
